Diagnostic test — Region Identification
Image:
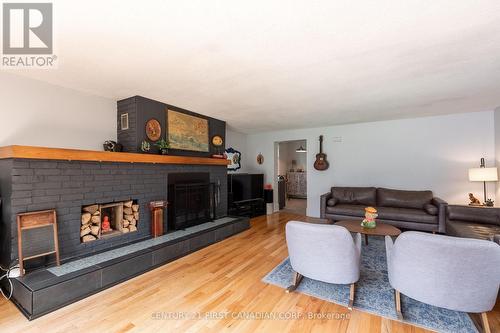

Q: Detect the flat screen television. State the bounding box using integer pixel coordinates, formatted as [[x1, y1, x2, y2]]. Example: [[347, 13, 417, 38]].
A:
[[228, 174, 264, 202]]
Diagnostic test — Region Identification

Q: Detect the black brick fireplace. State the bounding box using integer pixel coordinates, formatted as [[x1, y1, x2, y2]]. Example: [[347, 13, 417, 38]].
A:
[[0, 158, 228, 267]]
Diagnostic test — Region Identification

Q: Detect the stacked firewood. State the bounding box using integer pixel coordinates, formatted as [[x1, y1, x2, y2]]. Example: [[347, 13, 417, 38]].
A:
[[122, 200, 139, 233], [80, 201, 139, 243], [81, 204, 100, 242]]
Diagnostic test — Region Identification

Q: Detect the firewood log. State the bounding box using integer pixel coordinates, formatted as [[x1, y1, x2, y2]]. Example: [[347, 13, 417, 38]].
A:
[[80, 227, 91, 237], [123, 200, 133, 208], [125, 214, 134, 222], [83, 204, 99, 214], [123, 220, 130, 227], [81, 213, 91, 224], [130, 219, 137, 226], [132, 204, 139, 212], [133, 212, 139, 220], [123, 207, 133, 215], [82, 235, 96, 242], [129, 225, 137, 232], [122, 228, 130, 233], [91, 215, 101, 224], [90, 226, 100, 236]]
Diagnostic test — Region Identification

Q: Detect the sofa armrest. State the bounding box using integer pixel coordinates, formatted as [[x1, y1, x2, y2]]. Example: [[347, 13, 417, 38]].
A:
[[320, 192, 332, 219], [432, 197, 448, 233], [493, 234, 500, 245]]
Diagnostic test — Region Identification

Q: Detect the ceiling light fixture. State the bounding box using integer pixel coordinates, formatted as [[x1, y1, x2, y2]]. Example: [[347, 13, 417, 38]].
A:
[[296, 145, 307, 153]]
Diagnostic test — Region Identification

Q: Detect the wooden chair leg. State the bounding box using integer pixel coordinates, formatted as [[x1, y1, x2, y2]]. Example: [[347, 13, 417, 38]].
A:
[[286, 271, 303, 293], [348, 283, 355, 310], [395, 290, 403, 320], [481, 312, 491, 333]]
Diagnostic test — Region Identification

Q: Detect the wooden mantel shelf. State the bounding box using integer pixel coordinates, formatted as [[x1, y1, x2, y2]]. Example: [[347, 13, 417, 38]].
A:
[[0, 145, 229, 166]]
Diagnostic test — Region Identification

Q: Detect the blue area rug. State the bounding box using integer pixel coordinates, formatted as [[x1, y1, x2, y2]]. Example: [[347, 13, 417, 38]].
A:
[[262, 236, 478, 333]]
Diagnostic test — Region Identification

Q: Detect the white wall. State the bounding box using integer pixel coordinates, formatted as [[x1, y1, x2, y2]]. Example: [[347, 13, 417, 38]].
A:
[[244, 111, 496, 217], [495, 107, 500, 204], [226, 128, 250, 173], [0, 73, 116, 150], [277, 142, 289, 175]]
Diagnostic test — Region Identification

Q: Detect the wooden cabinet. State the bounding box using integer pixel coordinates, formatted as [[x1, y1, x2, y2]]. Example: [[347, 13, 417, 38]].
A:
[[287, 172, 307, 198]]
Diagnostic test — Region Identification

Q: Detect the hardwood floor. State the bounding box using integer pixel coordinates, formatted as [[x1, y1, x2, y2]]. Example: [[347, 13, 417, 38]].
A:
[[0, 212, 498, 332]]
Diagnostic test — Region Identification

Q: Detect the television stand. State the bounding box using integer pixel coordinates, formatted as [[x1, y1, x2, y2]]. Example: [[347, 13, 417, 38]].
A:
[[230, 198, 265, 217]]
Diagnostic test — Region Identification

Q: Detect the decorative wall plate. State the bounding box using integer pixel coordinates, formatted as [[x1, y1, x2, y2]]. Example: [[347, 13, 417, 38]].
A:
[[145, 118, 161, 141], [212, 135, 223, 147], [225, 147, 241, 171], [257, 153, 264, 164]]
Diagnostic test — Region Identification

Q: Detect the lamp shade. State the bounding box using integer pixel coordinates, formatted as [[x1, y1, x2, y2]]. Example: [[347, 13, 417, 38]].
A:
[[468, 167, 498, 182]]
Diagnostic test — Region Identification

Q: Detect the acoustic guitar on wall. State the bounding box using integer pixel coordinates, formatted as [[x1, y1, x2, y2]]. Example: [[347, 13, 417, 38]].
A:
[[313, 135, 329, 171]]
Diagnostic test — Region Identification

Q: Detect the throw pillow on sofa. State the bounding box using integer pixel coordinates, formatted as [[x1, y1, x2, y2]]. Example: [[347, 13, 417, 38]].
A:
[[327, 198, 338, 206], [331, 187, 377, 206], [424, 204, 438, 215], [377, 188, 433, 210]]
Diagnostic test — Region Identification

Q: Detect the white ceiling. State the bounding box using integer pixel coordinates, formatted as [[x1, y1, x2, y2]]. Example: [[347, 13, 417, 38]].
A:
[[10, 0, 500, 133]]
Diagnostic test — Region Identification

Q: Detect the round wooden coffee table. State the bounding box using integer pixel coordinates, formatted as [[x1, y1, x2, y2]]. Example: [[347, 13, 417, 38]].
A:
[[335, 220, 401, 245]]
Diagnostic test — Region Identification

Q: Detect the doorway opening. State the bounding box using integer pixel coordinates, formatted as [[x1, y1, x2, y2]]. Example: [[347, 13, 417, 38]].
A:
[[275, 139, 307, 215]]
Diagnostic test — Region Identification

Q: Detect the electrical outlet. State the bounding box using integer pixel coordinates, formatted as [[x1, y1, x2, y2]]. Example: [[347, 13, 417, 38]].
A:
[[8, 267, 22, 278]]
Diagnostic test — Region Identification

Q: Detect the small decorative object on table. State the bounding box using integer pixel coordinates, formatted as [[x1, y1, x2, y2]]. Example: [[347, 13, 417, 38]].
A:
[[155, 139, 170, 155], [485, 199, 494, 207], [141, 140, 151, 152], [468, 193, 482, 206], [361, 207, 378, 228]]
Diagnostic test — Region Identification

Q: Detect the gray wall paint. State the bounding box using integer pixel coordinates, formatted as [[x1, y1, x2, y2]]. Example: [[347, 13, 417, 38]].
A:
[[117, 96, 226, 157], [0, 73, 116, 150], [226, 128, 249, 173]]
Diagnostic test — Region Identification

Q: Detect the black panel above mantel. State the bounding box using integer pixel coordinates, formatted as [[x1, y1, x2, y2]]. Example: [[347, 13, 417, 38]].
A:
[[117, 95, 226, 157]]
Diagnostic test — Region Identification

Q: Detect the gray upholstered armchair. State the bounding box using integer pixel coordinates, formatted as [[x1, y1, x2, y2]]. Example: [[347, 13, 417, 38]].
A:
[[285, 221, 362, 309], [385, 232, 500, 333]]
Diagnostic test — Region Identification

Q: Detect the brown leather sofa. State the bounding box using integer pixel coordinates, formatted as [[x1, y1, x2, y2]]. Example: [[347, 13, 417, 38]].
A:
[[320, 187, 447, 233], [446, 205, 500, 244]]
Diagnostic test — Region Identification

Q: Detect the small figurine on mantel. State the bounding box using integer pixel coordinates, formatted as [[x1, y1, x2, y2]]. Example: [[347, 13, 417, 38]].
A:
[[468, 193, 482, 206], [361, 207, 378, 229]]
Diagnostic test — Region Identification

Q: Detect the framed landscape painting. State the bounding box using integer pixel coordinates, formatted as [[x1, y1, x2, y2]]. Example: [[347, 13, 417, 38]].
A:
[[167, 110, 209, 152]]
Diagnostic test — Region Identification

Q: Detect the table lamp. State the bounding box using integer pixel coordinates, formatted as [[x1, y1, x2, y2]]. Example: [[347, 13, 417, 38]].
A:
[[468, 158, 498, 204]]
